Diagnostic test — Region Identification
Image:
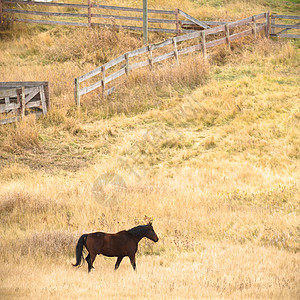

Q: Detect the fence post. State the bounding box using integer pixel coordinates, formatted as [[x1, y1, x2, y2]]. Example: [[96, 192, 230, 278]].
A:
[[270, 14, 275, 36], [175, 8, 180, 36], [148, 45, 153, 69], [88, 0, 92, 27], [173, 38, 179, 65], [265, 11, 270, 38], [225, 24, 231, 50], [17, 87, 25, 119], [125, 53, 129, 75], [74, 78, 80, 107], [102, 66, 106, 98], [252, 15, 257, 39], [143, 0, 148, 44], [0, 0, 3, 24], [201, 31, 207, 59]]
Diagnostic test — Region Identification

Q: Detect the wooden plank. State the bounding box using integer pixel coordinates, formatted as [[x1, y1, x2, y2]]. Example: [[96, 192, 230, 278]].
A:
[[206, 37, 226, 48], [78, 54, 125, 83], [13, 18, 88, 27], [105, 86, 116, 96], [228, 13, 265, 29], [182, 20, 228, 26], [152, 51, 174, 64], [105, 68, 126, 84], [0, 88, 18, 98], [271, 15, 300, 20], [178, 44, 201, 55], [276, 22, 300, 34], [91, 4, 175, 15], [175, 31, 201, 43], [0, 81, 48, 88], [0, 103, 20, 113], [79, 80, 103, 96], [39, 86, 47, 114], [5, 97, 10, 105], [3, 0, 88, 8], [92, 22, 177, 33], [0, 116, 20, 125], [26, 101, 42, 109], [25, 87, 40, 104], [229, 28, 252, 41], [276, 33, 300, 38], [178, 9, 209, 29], [203, 25, 225, 36], [3, 8, 88, 18], [91, 13, 177, 24], [128, 46, 148, 58], [151, 38, 173, 50], [129, 59, 150, 71], [272, 24, 300, 29]]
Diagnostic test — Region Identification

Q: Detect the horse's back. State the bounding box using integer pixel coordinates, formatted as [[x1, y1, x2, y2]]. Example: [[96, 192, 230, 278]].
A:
[[86, 230, 136, 257]]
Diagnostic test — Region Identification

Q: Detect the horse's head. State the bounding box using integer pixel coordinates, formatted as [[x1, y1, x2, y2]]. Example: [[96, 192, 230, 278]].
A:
[[145, 222, 159, 242]]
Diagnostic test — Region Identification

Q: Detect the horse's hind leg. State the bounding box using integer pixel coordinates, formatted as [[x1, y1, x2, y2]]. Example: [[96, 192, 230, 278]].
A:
[[114, 256, 124, 271], [85, 254, 94, 272]]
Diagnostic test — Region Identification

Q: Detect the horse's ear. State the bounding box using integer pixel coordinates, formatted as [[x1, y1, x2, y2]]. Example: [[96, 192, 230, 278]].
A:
[[148, 221, 152, 226]]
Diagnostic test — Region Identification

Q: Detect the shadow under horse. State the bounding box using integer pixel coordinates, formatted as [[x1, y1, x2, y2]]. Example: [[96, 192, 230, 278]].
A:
[[73, 222, 159, 272]]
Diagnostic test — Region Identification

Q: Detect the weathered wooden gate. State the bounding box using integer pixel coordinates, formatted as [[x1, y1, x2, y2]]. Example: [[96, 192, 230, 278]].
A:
[[0, 81, 50, 125]]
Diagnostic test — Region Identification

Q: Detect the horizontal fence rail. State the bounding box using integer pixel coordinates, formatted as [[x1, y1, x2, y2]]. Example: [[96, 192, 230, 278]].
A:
[[74, 12, 269, 106], [0, 82, 50, 125], [0, 0, 234, 34], [270, 14, 300, 39]]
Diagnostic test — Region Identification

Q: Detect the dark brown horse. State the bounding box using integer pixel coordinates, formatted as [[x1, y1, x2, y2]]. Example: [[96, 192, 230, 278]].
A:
[[73, 222, 159, 272]]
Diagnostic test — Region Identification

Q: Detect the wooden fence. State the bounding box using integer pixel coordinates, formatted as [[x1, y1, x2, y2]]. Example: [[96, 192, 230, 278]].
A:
[[0, 0, 228, 34], [270, 14, 300, 39], [0, 82, 50, 125], [74, 12, 269, 106]]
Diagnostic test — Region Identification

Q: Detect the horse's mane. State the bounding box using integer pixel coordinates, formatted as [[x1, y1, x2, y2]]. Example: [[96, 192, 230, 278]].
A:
[[127, 225, 148, 237]]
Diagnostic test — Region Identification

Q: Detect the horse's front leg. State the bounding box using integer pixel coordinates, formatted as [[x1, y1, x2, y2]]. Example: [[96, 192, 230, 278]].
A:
[[114, 256, 124, 271], [129, 254, 136, 271]]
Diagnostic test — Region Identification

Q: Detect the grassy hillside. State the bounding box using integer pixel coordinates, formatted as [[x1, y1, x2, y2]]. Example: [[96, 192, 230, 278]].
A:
[[0, 0, 299, 298]]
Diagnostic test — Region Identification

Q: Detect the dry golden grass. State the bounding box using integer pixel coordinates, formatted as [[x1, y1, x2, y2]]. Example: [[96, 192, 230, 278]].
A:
[[0, 0, 300, 298]]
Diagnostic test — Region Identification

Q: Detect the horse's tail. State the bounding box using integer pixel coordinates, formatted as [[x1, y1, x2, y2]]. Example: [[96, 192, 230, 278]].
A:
[[72, 234, 88, 267]]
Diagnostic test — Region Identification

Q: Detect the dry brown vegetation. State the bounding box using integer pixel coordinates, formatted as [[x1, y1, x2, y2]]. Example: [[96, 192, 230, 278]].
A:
[[0, 0, 299, 298]]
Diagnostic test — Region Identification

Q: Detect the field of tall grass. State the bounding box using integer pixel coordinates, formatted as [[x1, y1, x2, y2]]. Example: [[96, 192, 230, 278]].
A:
[[0, 0, 299, 298]]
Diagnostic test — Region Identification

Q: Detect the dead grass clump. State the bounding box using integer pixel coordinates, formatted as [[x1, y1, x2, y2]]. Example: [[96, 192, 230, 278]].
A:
[[95, 55, 210, 115], [40, 109, 66, 127], [6, 230, 77, 257], [42, 27, 142, 65], [0, 164, 31, 182], [1, 115, 41, 154], [0, 191, 61, 215]]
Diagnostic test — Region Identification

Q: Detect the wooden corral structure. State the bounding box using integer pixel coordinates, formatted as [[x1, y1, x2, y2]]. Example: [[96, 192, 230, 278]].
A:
[[270, 14, 300, 39], [0, 82, 50, 125], [74, 12, 270, 106]]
